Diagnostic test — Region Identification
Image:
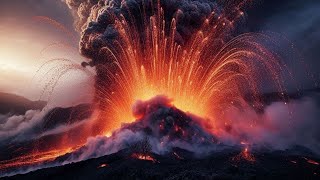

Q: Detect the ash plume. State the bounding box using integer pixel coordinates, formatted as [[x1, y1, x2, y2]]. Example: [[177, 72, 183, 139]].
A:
[[66, 0, 219, 53]]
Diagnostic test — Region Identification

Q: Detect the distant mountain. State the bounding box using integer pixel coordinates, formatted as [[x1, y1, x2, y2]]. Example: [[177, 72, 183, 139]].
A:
[[42, 104, 93, 131], [0, 103, 93, 162], [0, 92, 46, 115]]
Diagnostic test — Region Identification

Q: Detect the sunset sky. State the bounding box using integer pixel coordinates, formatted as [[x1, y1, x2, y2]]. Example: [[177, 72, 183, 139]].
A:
[[0, 0, 91, 103]]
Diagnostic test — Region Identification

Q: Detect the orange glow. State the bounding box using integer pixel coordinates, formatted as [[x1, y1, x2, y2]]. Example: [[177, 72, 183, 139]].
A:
[[232, 147, 255, 162], [307, 160, 319, 165], [95, 0, 285, 135], [303, 157, 319, 165], [0, 148, 74, 170], [131, 153, 159, 163]]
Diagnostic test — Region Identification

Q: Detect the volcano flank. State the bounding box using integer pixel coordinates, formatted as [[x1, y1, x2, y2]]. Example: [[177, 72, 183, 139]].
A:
[[57, 96, 220, 164], [1, 96, 320, 179]]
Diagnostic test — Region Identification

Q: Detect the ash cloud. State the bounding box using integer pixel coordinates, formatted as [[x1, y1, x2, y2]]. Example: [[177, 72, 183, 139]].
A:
[[65, 0, 220, 64]]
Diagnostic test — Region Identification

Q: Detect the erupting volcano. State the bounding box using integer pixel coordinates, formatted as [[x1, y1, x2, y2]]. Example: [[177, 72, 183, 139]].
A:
[[1, 0, 320, 179], [80, 0, 285, 137]]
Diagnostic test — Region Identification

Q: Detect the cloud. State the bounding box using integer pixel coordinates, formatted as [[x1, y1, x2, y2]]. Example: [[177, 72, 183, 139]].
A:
[[0, 0, 74, 29], [0, 110, 45, 142], [215, 93, 320, 154]]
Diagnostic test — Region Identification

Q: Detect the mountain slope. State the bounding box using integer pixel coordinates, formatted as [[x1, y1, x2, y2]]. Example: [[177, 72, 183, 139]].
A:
[[0, 92, 46, 115]]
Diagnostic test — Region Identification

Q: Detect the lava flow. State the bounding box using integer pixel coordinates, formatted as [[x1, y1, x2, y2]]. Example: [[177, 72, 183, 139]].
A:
[[131, 153, 159, 163]]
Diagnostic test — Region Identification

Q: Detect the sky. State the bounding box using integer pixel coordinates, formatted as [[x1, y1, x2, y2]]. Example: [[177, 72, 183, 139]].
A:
[[0, 0, 319, 102], [0, 0, 91, 104], [245, 0, 320, 90]]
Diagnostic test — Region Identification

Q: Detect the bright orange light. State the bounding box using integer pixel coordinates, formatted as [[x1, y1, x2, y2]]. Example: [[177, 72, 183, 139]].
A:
[[131, 153, 159, 163], [95, 0, 284, 135], [0, 148, 74, 170]]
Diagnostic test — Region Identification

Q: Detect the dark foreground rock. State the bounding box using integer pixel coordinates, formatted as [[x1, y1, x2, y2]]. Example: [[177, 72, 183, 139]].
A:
[[3, 148, 320, 180]]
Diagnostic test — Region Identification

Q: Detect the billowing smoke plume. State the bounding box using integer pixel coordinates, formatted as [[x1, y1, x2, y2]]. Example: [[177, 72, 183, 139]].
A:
[[65, 0, 104, 32], [66, 0, 222, 66], [68, 0, 217, 47]]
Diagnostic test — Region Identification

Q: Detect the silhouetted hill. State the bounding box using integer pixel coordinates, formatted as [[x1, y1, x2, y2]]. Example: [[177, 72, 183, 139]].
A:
[[42, 104, 93, 131], [0, 92, 46, 115], [0, 103, 93, 162]]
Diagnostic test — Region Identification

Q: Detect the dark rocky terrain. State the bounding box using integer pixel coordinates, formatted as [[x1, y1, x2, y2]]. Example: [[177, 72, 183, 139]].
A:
[[2, 147, 320, 180]]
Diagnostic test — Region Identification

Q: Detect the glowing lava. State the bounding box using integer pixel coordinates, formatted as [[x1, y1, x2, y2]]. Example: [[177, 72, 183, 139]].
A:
[[131, 153, 159, 163], [232, 147, 255, 162], [0, 148, 74, 171], [303, 157, 320, 166], [98, 163, 109, 168]]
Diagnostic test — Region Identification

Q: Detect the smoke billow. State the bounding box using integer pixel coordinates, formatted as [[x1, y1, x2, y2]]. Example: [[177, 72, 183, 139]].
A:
[[66, 0, 219, 59], [65, 0, 104, 32], [0, 110, 45, 142], [215, 93, 320, 154]]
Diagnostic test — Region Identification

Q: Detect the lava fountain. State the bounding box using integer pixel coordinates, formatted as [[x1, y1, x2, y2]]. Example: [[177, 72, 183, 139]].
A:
[[77, 0, 286, 136]]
